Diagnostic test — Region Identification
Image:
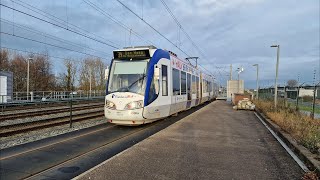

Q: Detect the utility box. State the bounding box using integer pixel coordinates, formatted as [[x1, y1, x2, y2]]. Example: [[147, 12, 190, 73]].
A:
[[227, 80, 244, 101], [0, 71, 13, 103]]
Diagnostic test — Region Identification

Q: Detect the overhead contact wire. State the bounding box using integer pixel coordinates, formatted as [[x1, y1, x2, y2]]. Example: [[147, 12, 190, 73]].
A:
[[0, 3, 119, 49]]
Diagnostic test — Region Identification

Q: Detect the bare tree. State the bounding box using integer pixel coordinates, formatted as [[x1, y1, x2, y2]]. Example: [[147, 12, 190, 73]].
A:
[[1, 50, 56, 92], [30, 54, 56, 91], [0, 49, 10, 71], [55, 73, 67, 91], [54, 59, 78, 91], [64, 59, 78, 91], [96, 58, 106, 90], [287, 79, 298, 87], [79, 58, 106, 91], [9, 54, 27, 92]]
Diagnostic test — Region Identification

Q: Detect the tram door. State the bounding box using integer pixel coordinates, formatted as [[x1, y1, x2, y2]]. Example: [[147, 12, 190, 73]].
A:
[[186, 73, 192, 108], [159, 64, 171, 116], [196, 76, 200, 105], [208, 81, 211, 97], [199, 76, 203, 103], [161, 65, 169, 97]]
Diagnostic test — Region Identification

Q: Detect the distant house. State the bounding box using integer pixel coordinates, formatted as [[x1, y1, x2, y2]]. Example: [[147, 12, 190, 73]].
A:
[[259, 86, 319, 99], [298, 88, 315, 97]]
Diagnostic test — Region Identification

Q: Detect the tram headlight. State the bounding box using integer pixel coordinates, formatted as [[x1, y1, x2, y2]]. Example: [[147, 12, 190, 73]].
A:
[[124, 100, 143, 110], [106, 100, 116, 110]]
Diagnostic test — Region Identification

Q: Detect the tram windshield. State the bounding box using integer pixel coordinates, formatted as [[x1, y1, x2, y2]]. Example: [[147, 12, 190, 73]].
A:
[[108, 60, 148, 95]]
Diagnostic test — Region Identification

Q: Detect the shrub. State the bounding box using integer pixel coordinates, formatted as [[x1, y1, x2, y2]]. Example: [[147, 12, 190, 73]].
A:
[[254, 100, 320, 154]]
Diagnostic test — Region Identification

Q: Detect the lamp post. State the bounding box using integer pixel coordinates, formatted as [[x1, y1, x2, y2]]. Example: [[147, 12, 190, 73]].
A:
[[253, 64, 259, 99], [271, 45, 280, 108], [26, 58, 33, 101]]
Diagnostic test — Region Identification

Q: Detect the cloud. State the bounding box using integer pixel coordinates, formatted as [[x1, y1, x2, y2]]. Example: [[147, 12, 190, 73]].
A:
[[1, 0, 319, 88]]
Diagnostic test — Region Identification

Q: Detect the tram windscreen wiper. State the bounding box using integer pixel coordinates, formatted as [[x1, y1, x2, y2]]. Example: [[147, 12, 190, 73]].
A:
[[128, 74, 146, 89]]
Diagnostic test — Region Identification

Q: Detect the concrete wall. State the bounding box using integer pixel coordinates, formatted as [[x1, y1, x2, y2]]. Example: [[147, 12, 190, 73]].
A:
[[227, 80, 244, 100]]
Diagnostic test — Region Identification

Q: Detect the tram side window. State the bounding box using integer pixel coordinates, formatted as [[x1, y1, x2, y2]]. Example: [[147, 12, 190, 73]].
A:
[[147, 76, 159, 105], [196, 76, 200, 98], [187, 73, 191, 100], [172, 68, 180, 95], [162, 65, 168, 96], [203, 80, 207, 93], [181, 71, 186, 95]]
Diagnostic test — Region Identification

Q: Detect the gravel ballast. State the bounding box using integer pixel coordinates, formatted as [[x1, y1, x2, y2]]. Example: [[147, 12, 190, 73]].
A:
[[0, 117, 107, 149]]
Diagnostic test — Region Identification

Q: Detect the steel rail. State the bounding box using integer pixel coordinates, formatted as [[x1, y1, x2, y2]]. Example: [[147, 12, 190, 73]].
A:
[[0, 103, 104, 121], [0, 110, 104, 137]]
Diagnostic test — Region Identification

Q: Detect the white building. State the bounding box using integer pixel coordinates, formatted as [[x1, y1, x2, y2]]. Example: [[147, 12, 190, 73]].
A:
[[0, 71, 13, 103], [298, 88, 317, 97]]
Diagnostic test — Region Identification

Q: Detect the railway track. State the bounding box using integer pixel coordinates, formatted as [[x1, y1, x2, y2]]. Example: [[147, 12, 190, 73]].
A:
[[0, 99, 104, 112], [0, 101, 312, 179], [0, 103, 210, 180], [0, 108, 104, 137], [0, 103, 104, 121]]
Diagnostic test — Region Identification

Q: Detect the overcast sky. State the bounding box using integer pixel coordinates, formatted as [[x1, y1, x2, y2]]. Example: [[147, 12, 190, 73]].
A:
[[1, 0, 319, 88]]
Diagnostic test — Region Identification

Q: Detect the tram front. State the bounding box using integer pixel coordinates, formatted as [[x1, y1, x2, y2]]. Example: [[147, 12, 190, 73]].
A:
[[105, 47, 155, 125]]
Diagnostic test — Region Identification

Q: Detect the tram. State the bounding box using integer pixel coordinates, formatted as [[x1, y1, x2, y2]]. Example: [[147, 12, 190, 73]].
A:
[[105, 46, 216, 125]]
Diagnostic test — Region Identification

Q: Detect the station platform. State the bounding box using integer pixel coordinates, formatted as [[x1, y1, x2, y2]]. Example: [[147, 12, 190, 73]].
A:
[[75, 101, 304, 180]]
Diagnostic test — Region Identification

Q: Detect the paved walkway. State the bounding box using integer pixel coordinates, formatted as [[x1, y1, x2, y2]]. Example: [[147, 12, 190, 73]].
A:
[[76, 101, 304, 180]]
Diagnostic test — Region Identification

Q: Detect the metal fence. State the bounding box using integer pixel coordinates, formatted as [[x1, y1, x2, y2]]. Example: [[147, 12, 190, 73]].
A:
[[0, 92, 106, 130], [9, 90, 105, 102], [258, 86, 320, 119]]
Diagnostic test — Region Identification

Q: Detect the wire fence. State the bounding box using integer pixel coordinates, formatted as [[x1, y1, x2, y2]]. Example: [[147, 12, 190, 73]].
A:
[[258, 86, 320, 119], [1, 90, 105, 103], [0, 90, 106, 129]]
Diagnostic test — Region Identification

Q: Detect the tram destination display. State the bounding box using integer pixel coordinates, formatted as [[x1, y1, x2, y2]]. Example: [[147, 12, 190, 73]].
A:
[[113, 50, 150, 60]]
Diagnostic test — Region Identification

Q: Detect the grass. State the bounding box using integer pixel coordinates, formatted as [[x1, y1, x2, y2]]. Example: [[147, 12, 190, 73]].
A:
[[287, 102, 320, 114], [298, 105, 320, 114], [254, 99, 320, 154]]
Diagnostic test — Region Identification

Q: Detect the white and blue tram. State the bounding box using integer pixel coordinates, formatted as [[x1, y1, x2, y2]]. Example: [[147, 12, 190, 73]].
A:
[[105, 46, 217, 125]]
